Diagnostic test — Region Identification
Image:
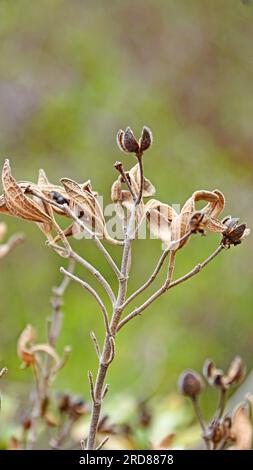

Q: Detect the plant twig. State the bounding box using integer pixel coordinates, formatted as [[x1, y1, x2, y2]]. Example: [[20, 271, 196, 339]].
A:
[[114, 161, 136, 201], [215, 387, 226, 421], [86, 194, 144, 449], [136, 153, 144, 205], [121, 230, 194, 310], [62, 204, 123, 280], [69, 250, 116, 305], [60, 267, 111, 335], [96, 436, 109, 450], [90, 331, 101, 360], [191, 397, 210, 450], [26, 264, 73, 449], [117, 244, 224, 331], [29, 189, 123, 280]]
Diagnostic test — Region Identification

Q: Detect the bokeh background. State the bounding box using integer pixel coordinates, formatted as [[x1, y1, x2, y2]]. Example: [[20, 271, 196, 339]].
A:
[[0, 0, 253, 445]]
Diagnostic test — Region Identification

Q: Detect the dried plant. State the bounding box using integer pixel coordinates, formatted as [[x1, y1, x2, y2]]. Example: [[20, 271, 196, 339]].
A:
[[0, 126, 250, 450], [178, 356, 253, 450]]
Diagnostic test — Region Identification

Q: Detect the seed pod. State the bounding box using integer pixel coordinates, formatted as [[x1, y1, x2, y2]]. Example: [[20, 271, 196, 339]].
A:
[[139, 126, 153, 152], [178, 369, 204, 398], [122, 127, 139, 153], [203, 359, 224, 387], [116, 129, 126, 152]]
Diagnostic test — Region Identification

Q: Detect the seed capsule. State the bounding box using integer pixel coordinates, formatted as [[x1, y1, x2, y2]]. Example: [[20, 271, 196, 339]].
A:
[[178, 369, 204, 398]]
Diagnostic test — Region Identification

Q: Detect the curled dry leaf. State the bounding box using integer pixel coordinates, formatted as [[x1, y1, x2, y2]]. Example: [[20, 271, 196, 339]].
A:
[[17, 324, 60, 367], [145, 190, 226, 249], [1, 160, 52, 224], [33, 169, 54, 239], [228, 404, 253, 450], [17, 324, 37, 366], [61, 177, 120, 244]]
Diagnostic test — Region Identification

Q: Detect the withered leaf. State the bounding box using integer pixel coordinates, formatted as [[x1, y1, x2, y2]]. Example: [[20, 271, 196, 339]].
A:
[[145, 199, 176, 245], [2, 160, 51, 224], [17, 324, 60, 367], [61, 177, 105, 237], [228, 404, 253, 450]]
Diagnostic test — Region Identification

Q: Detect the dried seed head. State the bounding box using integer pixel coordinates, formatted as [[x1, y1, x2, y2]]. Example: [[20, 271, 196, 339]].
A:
[[222, 216, 250, 247], [203, 359, 224, 387], [178, 369, 204, 398], [116, 126, 153, 156], [69, 397, 88, 419], [56, 393, 71, 413], [205, 417, 232, 445], [139, 126, 153, 152]]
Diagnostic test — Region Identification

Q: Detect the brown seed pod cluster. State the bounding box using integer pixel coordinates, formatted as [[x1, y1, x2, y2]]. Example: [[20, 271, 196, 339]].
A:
[[178, 356, 252, 450]]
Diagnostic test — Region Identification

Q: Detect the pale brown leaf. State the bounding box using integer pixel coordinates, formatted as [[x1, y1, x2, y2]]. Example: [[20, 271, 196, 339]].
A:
[[228, 404, 253, 450], [145, 199, 177, 244], [2, 160, 52, 224], [17, 324, 36, 366]]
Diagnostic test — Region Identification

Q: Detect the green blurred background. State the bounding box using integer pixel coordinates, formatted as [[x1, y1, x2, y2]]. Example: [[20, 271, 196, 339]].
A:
[[0, 0, 252, 417]]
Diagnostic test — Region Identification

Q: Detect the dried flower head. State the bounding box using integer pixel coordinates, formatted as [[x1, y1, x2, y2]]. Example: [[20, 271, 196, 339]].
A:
[[178, 369, 204, 398], [222, 216, 250, 247], [117, 126, 152, 155], [203, 356, 246, 390]]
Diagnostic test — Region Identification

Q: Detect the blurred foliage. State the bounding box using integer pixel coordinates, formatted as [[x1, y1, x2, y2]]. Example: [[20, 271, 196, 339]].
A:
[[0, 0, 253, 432]]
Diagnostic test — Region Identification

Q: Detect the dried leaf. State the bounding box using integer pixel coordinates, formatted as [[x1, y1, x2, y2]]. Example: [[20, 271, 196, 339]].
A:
[[205, 190, 225, 219], [61, 177, 120, 244], [34, 169, 54, 239], [61, 177, 105, 236], [17, 324, 60, 367], [228, 404, 253, 450], [0, 194, 9, 214], [128, 164, 155, 198], [145, 199, 176, 245], [2, 160, 51, 224], [17, 324, 36, 366]]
